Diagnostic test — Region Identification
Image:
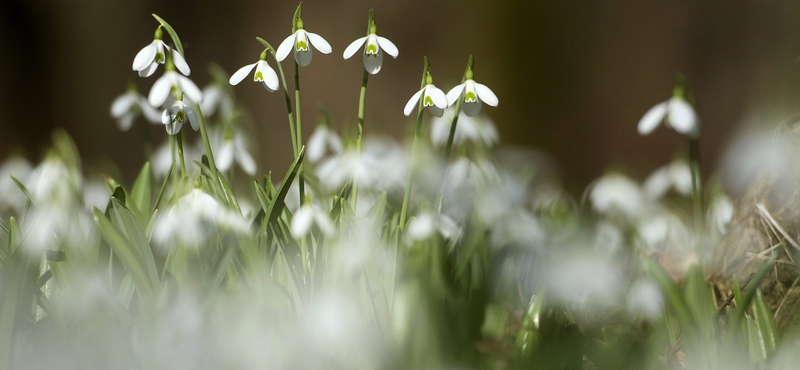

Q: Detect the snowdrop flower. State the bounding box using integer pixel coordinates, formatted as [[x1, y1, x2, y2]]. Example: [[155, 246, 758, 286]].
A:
[[342, 11, 398, 75], [291, 203, 335, 238], [589, 173, 645, 220], [637, 88, 698, 138], [626, 279, 663, 320], [110, 88, 161, 131], [200, 84, 234, 120], [275, 8, 332, 67], [215, 126, 257, 175], [161, 98, 199, 135], [307, 124, 343, 162], [154, 189, 250, 248], [406, 212, 460, 241], [148, 60, 203, 107], [430, 109, 498, 148], [132, 27, 190, 78], [446, 66, 498, 117], [708, 193, 733, 235], [642, 160, 692, 199], [229, 50, 280, 92], [404, 72, 447, 117]]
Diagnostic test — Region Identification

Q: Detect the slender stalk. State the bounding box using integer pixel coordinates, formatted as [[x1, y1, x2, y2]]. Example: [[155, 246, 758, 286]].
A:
[[272, 50, 299, 158], [443, 55, 473, 162], [193, 103, 217, 174], [351, 69, 370, 210], [689, 137, 704, 257], [399, 58, 430, 230], [176, 130, 187, 178], [295, 62, 306, 204]]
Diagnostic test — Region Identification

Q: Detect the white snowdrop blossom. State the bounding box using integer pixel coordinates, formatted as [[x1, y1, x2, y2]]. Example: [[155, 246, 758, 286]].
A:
[[154, 189, 250, 248], [229, 51, 280, 92], [430, 109, 499, 148], [637, 96, 698, 138], [626, 279, 663, 320], [161, 99, 199, 135], [200, 84, 234, 120], [316, 137, 406, 191], [290, 203, 336, 238], [275, 18, 332, 67], [589, 174, 645, 220], [110, 90, 161, 131], [342, 16, 398, 75], [307, 125, 343, 162], [149, 70, 203, 108], [446, 69, 498, 117], [404, 76, 447, 117], [132, 28, 191, 78], [708, 194, 734, 235], [215, 127, 257, 175], [406, 212, 460, 241], [642, 160, 692, 199]]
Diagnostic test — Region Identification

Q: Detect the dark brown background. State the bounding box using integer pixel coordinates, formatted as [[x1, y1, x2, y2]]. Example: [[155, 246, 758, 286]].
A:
[[2, 0, 799, 191]]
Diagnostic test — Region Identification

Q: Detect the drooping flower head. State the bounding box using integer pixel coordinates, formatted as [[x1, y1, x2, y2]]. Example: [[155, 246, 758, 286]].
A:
[[637, 80, 699, 138], [110, 83, 161, 131], [229, 49, 280, 92], [161, 94, 199, 135], [446, 57, 499, 117], [215, 124, 257, 176], [404, 67, 447, 117], [343, 10, 398, 75], [132, 26, 191, 78], [148, 58, 203, 107], [275, 4, 332, 67]]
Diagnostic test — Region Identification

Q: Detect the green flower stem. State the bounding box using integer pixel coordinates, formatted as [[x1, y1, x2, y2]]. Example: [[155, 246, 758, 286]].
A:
[[399, 58, 430, 231], [273, 52, 299, 158], [176, 130, 188, 178], [351, 69, 370, 211], [295, 62, 306, 204], [193, 103, 218, 175], [689, 137, 704, 256], [443, 55, 473, 162]]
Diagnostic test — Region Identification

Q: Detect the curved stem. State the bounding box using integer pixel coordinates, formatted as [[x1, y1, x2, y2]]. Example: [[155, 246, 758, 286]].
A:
[[351, 69, 370, 210], [295, 62, 306, 204], [443, 101, 462, 162], [689, 138, 704, 258], [273, 52, 298, 157], [399, 107, 424, 231]]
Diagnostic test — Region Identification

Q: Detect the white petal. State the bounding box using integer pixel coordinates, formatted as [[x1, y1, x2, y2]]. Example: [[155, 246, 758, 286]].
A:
[[201, 86, 221, 115], [313, 210, 336, 236], [307, 128, 327, 162], [343, 36, 368, 59], [165, 121, 183, 135], [295, 48, 313, 67], [426, 86, 448, 109], [161, 106, 173, 125], [307, 32, 332, 54], [138, 63, 159, 78], [186, 106, 199, 131], [643, 166, 671, 200], [404, 88, 425, 116], [229, 62, 257, 85], [216, 143, 234, 172], [637, 101, 668, 136], [668, 161, 692, 196], [258, 61, 280, 92], [132, 41, 158, 71], [429, 105, 444, 117], [667, 98, 698, 137], [116, 112, 136, 131], [171, 49, 191, 76], [327, 131, 343, 154], [445, 84, 466, 107], [111, 93, 137, 117], [148, 75, 173, 107], [462, 101, 482, 117], [376, 36, 399, 58], [235, 148, 257, 175], [474, 83, 498, 107], [139, 97, 163, 123], [178, 76, 203, 103], [290, 206, 315, 238], [276, 34, 296, 62], [363, 49, 383, 75]]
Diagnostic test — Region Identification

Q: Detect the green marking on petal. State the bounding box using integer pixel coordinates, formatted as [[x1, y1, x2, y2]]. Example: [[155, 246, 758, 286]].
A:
[[155, 53, 165, 63], [424, 95, 434, 106], [255, 71, 263, 81], [366, 44, 378, 54], [465, 92, 477, 103], [296, 40, 308, 51]]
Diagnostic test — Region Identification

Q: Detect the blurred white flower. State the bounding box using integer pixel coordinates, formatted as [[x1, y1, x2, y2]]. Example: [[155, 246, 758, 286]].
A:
[[229, 51, 280, 92], [110, 90, 161, 131], [161, 99, 199, 135], [637, 96, 698, 138], [154, 189, 250, 248], [643, 160, 692, 199], [445, 157, 499, 191], [152, 138, 203, 178], [626, 279, 663, 320], [82, 179, 110, 211], [132, 28, 191, 78], [708, 193, 734, 235], [594, 221, 625, 253], [589, 174, 645, 220], [200, 84, 234, 120], [275, 20, 332, 67], [316, 137, 406, 191], [291, 203, 335, 238], [307, 125, 343, 163], [214, 127, 257, 175], [430, 110, 498, 148], [404, 81, 447, 117], [545, 251, 624, 308], [149, 71, 203, 107], [406, 212, 460, 241], [446, 75, 498, 117], [720, 128, 795, 197], [342, 17, 398, 75]]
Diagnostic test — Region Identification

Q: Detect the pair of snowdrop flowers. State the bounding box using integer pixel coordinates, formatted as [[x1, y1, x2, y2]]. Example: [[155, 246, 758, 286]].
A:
[[404, 66, 498, 118]]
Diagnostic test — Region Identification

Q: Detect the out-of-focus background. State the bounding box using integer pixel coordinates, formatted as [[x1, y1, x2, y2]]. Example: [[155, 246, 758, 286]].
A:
[[2, 0, 800, 190]]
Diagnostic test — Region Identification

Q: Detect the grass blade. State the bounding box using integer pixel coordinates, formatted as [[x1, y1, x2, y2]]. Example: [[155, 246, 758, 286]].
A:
[[266, 146, 305, 226]]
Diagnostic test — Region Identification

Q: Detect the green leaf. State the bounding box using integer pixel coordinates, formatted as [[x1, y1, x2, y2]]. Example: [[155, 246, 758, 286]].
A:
[[254, 180, 271, 212], [745, 316, 764, 363], [642, 257, 694, 332], [131, 162, 152, 216], [109, 198, 160, 294], [151, 164, 173, 218], [729, 253, 777, 331], [152, 14, 184, 56], [368, 192, 387, 227], [683, 264, 717, 338], [216, 171, 242, 214], [10, 175, 35, 208], [753, 289, 778, 357], [266, 146, 305, 226]]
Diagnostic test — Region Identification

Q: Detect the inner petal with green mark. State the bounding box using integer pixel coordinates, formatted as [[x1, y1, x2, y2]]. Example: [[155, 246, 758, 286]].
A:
[[366, 44, 378, 55], [255, 71, 263, 81], [424, 95, 434, 107], [296, 40, 308, 51], [465, 91, 477, 103], [155, 53, 165, 63], [175, 111, 185, 123]]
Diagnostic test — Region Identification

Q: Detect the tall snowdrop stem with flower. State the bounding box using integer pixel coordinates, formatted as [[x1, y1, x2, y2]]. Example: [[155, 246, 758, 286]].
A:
[[257, 37, 298, 157], [399, 57, 431, 231], [351, 10, 378, 211], [443, 55, 474, 163]]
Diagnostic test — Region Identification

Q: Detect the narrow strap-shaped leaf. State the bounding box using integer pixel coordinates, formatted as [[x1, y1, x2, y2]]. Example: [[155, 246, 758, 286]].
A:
[[131, 162, 152, 217], [151, 164, 173, 218], [642, 257, 695, 332], [266, 146, 305, 226], [254, 180, 271, 212], [216, 171, 242, 214], [753, 289, 778, 357], [728, 253, 777, 331], [110, 198, 160, 295], [9, 175, 35, 208]]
